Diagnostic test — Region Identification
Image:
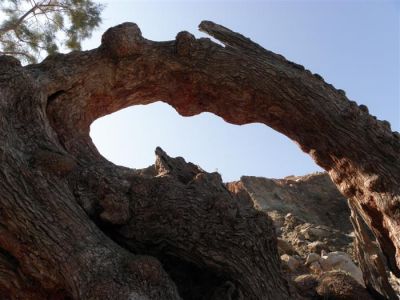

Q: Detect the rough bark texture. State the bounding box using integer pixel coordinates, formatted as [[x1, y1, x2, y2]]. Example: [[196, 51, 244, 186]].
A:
[[349, 200, 398, 299], [0, 20, 399, 299]]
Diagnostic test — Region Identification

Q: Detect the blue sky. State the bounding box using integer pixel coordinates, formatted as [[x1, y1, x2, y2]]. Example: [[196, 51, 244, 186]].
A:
[[85, 0, 399, 182]]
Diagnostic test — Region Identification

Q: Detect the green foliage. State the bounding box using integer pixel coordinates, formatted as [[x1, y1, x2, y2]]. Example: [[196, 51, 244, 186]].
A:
[[0, 0, 104, 63]]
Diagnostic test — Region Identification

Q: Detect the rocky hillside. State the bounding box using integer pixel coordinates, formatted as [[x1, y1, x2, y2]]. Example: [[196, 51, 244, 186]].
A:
[[228, 172, 399, 299], [227, 173, 354, 256], [237, 174, 351, 232]]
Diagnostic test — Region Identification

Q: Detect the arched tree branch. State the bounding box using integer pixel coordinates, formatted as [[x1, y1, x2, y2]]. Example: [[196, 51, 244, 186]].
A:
[[31, 21, 400, 274]]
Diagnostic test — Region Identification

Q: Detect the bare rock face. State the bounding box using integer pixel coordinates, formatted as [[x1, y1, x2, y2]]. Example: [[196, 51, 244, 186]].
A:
[[228, 172, 400, 298], [281, 254, 301, 272], [294, 271, 374, 300], [316, 271, 374, 300], [319, 251, 364, 286], [227, 173, 354, 257], [233, 173, 352, 232]]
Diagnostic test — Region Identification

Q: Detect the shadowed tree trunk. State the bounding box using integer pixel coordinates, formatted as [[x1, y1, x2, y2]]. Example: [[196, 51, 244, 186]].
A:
[[349, 200, 397, 299], [0, 21, 398, 299]]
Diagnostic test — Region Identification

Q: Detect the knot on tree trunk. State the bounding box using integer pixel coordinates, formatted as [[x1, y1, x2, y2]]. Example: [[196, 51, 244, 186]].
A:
[[175, 31, 196, 57], [101, 22, 147, 58]]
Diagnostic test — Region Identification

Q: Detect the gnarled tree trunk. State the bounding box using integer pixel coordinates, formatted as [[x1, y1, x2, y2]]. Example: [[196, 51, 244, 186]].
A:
[[0, 21, 398, 299]]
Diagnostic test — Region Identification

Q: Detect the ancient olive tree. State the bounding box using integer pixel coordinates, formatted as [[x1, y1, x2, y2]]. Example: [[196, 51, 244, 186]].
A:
[[0, 20, 399, 299]]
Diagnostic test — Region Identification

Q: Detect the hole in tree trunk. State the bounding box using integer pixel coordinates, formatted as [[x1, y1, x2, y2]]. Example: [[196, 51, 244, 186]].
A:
[[47, 90, 65, 104], [90, 101, 322, 182], [88, 101, 325, 299], [158, 254, 227, 300], [96, 219, 230, 300]]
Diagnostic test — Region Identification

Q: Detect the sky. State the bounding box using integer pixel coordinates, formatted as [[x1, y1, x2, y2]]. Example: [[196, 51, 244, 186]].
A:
[[85, 0, 399, 182]]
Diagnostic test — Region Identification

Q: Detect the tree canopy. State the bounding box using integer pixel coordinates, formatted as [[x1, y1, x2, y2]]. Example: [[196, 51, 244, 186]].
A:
[[0, 0, 103, 63]]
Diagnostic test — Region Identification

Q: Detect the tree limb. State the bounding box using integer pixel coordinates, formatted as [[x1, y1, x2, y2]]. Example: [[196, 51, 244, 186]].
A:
[[29, 21, 400, 277]]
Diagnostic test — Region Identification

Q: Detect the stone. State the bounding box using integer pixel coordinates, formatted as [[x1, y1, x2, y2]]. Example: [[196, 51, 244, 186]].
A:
[[305, 253, 320, 265], [308, 241, 330, 254], [267, 210, 285, 232], [303, 226, 331, 240], [309, 261, 323, 274], [319, 251, 365, 286], [281, 254, 300, 272], [284, 213, 300, 230], [294, 271, 373, 300], [293, 274, 319, 298], [277, 238, 296, 256], [316, 271, 373, 300]]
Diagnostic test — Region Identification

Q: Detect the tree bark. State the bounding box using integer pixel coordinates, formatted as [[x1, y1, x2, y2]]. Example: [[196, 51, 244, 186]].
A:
[[349, 199, 398, 299], [0, 20, 399, 299]]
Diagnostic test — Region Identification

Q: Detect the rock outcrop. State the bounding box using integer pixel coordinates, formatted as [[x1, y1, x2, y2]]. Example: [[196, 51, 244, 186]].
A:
[[228, 173, 354, 256], [294, 271, 374, 300], [234, 174, 351, 231], [228, 172, 399, 299]]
